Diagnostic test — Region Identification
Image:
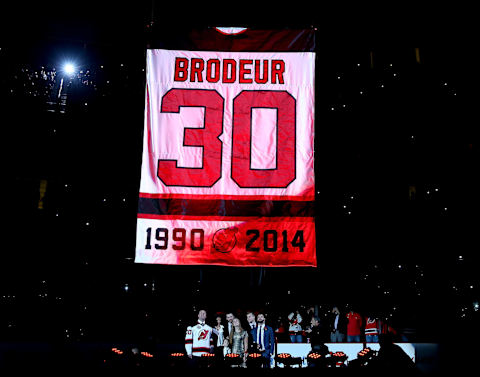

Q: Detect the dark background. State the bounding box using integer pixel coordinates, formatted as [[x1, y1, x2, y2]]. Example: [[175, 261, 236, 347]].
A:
[[0, 1, 478, 364]]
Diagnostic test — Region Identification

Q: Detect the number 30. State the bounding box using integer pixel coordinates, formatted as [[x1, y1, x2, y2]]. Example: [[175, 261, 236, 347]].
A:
[[157, 89, 296, 188]]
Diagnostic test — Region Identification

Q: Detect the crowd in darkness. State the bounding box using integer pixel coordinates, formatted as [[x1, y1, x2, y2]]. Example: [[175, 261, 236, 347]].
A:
[[0, 59, 145, 113], [3, 65, 57, 101]]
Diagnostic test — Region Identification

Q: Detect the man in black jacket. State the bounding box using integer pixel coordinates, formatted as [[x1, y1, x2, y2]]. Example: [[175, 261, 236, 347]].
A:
[[330, 306, 347, 342], [306, 316, 330, 353], [245, 311, 257, 353]]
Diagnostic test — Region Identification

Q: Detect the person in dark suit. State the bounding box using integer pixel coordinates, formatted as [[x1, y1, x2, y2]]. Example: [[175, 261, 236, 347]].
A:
[[330, 306, 348, 342], [306, 316, 330, 353], [245, 311, 257, 353], [251, 313, 275, 368], [224, 312, 235, 340]]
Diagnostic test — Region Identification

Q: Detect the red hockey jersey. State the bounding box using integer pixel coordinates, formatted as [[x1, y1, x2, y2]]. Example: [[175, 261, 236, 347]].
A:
[[364, 317, 379, 335]]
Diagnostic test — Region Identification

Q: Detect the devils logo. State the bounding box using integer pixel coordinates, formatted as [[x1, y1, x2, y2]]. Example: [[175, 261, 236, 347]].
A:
[[198, 329, 209, 340], [211, 227, 238, 253]]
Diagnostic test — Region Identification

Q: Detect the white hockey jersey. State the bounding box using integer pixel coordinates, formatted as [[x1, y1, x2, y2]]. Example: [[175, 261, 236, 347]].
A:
[[185, 321, 214, 357], [288, 312, 303, 333]]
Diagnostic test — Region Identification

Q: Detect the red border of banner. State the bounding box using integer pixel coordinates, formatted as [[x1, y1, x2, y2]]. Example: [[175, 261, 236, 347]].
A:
[[138, 192, 315, 201]]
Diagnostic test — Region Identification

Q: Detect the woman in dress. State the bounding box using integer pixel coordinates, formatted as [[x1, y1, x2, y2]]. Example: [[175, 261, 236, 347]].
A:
[[228, 317, 248, 367]]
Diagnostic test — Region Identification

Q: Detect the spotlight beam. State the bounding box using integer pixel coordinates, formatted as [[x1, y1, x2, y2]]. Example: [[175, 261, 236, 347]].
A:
[[63, 63, 75, 75]]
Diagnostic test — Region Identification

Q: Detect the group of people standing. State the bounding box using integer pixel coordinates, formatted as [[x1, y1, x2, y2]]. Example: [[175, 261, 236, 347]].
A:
[[286, 305, 386, 344], [185, 309, 274, 368], [184, 305, 393, 368]]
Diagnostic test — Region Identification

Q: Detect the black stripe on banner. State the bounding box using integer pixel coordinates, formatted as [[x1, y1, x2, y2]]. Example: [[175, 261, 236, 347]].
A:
[[138, 198, 314, 218]]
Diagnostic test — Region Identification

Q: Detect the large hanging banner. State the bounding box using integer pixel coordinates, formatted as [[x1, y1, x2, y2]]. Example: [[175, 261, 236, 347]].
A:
[[135, 28, 316, 266]]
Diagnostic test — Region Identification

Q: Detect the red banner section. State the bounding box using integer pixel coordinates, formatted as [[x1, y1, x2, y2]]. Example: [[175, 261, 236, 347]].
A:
[[136, 216, 315, 267], [136, 29, 316, 267]]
